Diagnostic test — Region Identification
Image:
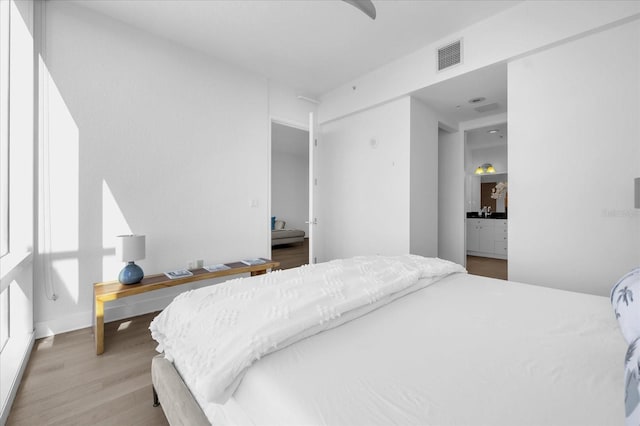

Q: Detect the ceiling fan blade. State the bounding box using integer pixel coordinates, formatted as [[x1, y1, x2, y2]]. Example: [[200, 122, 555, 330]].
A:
[[342, 0, 376, 20]]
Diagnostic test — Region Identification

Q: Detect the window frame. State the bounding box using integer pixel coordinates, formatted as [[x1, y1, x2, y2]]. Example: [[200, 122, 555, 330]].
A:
[[0, 0, 10, 259]]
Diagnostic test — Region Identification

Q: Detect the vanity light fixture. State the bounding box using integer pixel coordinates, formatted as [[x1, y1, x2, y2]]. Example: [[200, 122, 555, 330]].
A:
[[487, 129, 499, 134], [475, 163, 496, 175]]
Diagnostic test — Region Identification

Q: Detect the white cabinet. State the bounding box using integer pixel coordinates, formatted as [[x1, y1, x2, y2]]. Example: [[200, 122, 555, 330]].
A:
[[466, 219, 480, 252], [466, 218, 507, 259], [493, 220, 508, 257], [479, 224, 494, 253]]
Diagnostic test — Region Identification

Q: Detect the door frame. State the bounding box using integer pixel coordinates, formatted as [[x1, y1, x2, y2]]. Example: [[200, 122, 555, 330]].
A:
[[268, 117, 311, 262]]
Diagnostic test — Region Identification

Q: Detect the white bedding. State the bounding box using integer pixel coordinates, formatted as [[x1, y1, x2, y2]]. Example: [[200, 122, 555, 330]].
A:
[[204, 272, 626, 426], [150, 255, 465, 405]]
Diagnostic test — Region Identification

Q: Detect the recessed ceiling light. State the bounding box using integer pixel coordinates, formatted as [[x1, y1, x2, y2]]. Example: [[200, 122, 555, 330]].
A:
[[468, 97, 486, 104], [487, 129, 499, 134]]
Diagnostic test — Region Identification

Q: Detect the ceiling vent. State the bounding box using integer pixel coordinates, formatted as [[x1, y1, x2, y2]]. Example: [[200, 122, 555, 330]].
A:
[[474, 102, 499, 113], [437, 39, 462, 71]]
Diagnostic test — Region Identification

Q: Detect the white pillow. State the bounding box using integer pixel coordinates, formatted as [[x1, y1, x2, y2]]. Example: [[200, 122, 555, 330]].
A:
[[274, 220, 285, 230]]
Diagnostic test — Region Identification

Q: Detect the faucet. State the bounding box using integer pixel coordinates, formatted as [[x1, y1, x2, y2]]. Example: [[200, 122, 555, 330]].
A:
[[478, 206, 492, 218]]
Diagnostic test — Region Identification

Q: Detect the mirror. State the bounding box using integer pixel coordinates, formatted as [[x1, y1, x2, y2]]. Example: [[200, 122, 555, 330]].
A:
[[465, 122, 508, 216], [480, 173, 507, 213]]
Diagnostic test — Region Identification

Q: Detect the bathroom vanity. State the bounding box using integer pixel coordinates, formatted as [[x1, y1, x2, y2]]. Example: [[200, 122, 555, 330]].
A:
[[466, 217, 508, 259]]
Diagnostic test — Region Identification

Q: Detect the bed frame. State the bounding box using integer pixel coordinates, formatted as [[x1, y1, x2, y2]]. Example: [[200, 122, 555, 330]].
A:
[[151, 355, 210, 426]]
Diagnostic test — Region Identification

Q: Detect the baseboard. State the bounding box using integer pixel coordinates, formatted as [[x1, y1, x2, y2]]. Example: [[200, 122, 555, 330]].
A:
[[34, 291, 179, 339]]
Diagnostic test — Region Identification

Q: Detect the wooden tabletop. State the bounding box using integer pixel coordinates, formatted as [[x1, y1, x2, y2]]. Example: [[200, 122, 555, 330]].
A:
[[94, 259, 279, 302]]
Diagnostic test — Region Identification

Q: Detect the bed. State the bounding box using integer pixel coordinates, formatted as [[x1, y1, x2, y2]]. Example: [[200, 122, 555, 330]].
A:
[[149, 255, 637, 425], [271, 228, 305, 246], [271, 219, 305, 246]]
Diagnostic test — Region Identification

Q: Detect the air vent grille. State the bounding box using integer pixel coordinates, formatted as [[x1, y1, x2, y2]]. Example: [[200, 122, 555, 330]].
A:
[[438, 40, 462, 71], [474, 103, 499, 113]]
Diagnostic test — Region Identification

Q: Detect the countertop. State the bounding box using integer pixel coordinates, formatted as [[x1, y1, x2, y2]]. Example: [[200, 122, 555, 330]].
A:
[[466, 212, 507, 219]]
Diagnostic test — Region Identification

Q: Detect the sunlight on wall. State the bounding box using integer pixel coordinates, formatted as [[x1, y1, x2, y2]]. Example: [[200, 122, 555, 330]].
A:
[[38, 57, 79, 303], [102, 180, 132, 281]]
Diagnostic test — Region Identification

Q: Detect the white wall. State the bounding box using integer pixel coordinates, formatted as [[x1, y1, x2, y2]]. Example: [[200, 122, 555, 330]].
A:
[[268, 80, 317, 130], [508, 19, 640, 296], [271, 125, 309, 235], [409, 98, 438, 257], [317, 97, 411, 261], [468, 146, 507, 176], [36, 2, 313, 336], [317, 96, 439, 262], [438, 128, 465, 265]]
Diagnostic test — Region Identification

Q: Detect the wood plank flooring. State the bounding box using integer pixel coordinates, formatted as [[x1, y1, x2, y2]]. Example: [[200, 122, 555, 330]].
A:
[[7, 312, 168, 426], [466, 255, 508, 280], [270, 241, 509, 281], [271, 238, 309, 270]]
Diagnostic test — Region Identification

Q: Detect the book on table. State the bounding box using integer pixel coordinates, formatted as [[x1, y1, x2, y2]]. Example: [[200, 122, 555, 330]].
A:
[[204, 264, 231, 272], [164, 269, 194, 279], [241, 258, 266, 266]]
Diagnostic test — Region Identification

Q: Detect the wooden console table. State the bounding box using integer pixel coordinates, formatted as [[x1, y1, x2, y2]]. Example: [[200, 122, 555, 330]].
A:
[[93, 259, 279, 355]]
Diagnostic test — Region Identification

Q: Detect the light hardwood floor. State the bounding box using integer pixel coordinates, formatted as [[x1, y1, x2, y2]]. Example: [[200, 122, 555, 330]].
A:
[[270, 242, 509, 281], [466, 255, 508, 280], [7, 312, 168, 426]]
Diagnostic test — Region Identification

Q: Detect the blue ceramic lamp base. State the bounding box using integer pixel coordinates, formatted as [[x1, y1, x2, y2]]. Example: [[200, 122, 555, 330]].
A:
[[119, 261, 144, 285]]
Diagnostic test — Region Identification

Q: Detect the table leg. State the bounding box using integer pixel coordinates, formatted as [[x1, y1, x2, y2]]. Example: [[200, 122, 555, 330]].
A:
[[95, 298, 104, 355]]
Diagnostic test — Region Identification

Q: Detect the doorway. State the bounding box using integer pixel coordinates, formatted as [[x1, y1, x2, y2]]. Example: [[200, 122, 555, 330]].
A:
[[270, 121, 310, 269], [464, 122, 508, 279]]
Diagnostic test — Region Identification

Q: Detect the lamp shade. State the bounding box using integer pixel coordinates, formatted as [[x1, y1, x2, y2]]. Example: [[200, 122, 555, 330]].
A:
[[116, 235, 145, 262]]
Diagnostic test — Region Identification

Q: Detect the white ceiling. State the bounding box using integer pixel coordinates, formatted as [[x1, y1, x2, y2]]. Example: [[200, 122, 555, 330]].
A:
[[412, 62, 508, 124], [466, 122, 508, 150], [72, 0, 520, 99]]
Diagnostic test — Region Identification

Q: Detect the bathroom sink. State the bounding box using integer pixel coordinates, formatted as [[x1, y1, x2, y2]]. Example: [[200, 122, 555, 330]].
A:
[[466, 212, 507, 219]]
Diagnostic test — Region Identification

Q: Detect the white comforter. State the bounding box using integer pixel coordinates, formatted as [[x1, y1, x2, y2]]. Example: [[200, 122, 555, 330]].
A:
[[207, 273, 626, 426], [149, 255, 465, 404]]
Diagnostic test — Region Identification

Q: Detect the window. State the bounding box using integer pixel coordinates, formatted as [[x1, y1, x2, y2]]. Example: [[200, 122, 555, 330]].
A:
[[0, 287, 8, 352], [0, 0, 34, 421], [0, 0, 9, 258], [0, 0, 11, 357]]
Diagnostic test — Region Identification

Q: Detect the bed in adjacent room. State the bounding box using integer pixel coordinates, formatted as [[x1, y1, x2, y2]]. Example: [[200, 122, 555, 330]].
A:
[[271, 219, 305, 246], [149, 255, 634, 426]]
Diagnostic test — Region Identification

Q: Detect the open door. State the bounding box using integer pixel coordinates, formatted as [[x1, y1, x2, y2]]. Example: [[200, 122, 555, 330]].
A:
[[307, 112, 318, 264]]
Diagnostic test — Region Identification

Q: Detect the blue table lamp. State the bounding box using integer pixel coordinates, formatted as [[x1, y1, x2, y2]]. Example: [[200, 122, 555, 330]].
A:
[[116, 234, 145, 284]]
